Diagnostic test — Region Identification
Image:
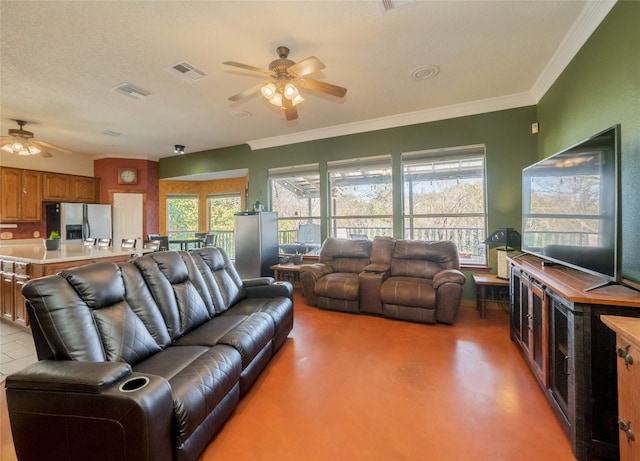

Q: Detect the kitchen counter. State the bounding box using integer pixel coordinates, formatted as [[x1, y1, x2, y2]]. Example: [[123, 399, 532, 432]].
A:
[[0, 243, 138, 264], [0, 243, 139, 328]]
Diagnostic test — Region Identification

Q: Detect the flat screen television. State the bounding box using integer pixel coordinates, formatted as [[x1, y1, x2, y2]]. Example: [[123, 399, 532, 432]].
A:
[[521, 125, 621, 289]]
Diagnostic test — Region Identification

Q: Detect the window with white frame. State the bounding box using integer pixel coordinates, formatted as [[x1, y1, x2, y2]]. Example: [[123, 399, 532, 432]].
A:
[[166, 195, 198, 240], [269, 164, 321, 249], [328, 156, 393, 240], [402, 145, 487, 264]]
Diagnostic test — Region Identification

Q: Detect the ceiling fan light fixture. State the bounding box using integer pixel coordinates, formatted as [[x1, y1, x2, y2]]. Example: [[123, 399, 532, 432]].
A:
[[261, 82, 276, 99], [291, 94, 304, 106], [268, 93, 283, 107], [28, 144, 42, 155], [283, 83, 299, 99], [174, 144, 185, 154]]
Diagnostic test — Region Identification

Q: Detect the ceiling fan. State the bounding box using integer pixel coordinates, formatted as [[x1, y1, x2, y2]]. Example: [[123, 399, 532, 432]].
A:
[[223, 46, 347, 121], [1, 120, 72, 157]]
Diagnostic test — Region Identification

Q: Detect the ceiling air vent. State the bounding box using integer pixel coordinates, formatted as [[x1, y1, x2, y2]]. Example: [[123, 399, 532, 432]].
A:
[[381, 0, 415, 12], [165, 61, 206, 81], [112, 83, 151, 100]]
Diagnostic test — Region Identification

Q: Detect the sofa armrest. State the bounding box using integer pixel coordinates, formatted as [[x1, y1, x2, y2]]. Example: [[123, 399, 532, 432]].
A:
[[433, 269, 466, 324], [245, 281, 293, 300], [359, 270, 388, 315], [432, 269, 466, 290], [6, 362, 174, 461], [298, 263, 334, 306], [362, 263, 390, 274], [299, 263, 333, 279], [242, 277, 276, 287], [6, 360, 132, 393]]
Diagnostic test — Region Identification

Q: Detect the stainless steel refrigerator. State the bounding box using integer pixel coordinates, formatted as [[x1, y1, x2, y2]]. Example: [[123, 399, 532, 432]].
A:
[[46, 202, 112, 244], [234, 211, 279, 278]]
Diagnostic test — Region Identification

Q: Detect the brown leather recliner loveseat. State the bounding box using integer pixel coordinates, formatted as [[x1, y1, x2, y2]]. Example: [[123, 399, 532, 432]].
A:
[[300, 236, 466, 324], [5, 247, 293, 461]]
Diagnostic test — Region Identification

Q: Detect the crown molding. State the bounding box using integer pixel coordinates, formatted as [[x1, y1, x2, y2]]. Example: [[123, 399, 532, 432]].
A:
[[247, 92, 535, 151], [531, 0, 617, 102], [248, 1, 614, 152]]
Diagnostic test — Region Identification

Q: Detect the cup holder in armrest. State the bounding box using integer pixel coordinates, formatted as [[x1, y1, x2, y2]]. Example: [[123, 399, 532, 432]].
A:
[[118, 376, 150, 393]]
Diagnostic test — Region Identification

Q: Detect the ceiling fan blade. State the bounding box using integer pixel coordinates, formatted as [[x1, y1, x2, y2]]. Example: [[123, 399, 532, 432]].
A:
[[287, 56, 325, 77], [35, 140, 73, 155], [299, 78, 347, 98], [223, 61, 271, 74], [228, 83, 264, 101], [282, 97, 298, 121], [36, 146, 54, 158], [284, 106, 298, 121]]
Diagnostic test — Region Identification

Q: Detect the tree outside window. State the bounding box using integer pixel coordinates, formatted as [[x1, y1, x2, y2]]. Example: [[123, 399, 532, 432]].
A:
[[269, 164, 320, 245], [167, 195, 198, 240], [402, 146, 487, 264], [328, 156, 393, 239], [207, 194, 241, 257]]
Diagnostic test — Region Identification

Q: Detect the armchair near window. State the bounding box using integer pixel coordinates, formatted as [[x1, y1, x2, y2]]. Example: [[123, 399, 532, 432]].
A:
[[300, 238, 372, 313], [379, 240, 466, 324]]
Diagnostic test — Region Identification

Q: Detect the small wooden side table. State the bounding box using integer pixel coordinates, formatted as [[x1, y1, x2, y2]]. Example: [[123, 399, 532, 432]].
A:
[[270, 263, 305, 287], [472, 273, 510, 318]]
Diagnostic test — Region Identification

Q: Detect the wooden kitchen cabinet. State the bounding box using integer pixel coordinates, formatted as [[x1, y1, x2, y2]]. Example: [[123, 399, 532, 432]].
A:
[[43, 172, 98, 202], [601, 315, 640, 461], [71, 176, 97, 202], [1, 260, 16, 322], [42, 172, 71, 201], [20, 169, 42, 221], [0, 167, 41, 222], [0, 168, 21, 221]]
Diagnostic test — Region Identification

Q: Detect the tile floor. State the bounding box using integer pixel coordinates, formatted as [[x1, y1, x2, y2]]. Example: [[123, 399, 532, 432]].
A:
[[0, 321, 37, 383]]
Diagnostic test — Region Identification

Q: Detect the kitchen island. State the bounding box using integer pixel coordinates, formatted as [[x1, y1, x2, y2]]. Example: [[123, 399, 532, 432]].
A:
[[0, 242, 138, 328]]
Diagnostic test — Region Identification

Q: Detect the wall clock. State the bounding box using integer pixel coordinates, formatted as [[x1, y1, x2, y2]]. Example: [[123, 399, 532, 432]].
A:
[[118, 168, 138, 185]]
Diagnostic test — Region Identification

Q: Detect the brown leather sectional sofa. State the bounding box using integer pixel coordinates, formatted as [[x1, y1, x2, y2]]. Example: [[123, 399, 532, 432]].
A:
[[5, 247, 293, 461], [300, 236, 466, 324]]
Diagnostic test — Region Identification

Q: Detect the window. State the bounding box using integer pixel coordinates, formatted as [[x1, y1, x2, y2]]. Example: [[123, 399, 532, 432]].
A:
[[166, 195, 198, 240], [269, 164, 321, 248], [328, 156, 393, 239], [402, 146, 487, 265], [207, 193, 241, 257]]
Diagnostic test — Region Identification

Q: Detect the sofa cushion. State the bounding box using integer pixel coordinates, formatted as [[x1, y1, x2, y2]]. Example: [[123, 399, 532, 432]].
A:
[[191, 248, 245, 314], [390, 240, 460, 278], [133, 345, 213, 381], [61, 261, 125, 308], [134, 252, 213, 340], [172, 315, 247, 348], [319, 238, 372, 274], [92, 301, 162, 364], [217, 313, 274, 369], [315, 272, 361, 301], [165, 345, 241, 448], [119, 262, 172, 348], [380, 276, 436, 308]]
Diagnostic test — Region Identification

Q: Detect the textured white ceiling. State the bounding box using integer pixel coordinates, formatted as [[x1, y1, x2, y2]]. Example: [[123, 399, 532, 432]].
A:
[[0, 1, 615, 161]]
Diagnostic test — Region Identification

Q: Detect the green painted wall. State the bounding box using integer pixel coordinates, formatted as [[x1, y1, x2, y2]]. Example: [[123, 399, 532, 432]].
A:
[[160, 106, 539, 299], [537, 0, 640, 283], [160, 106, 538, 239]]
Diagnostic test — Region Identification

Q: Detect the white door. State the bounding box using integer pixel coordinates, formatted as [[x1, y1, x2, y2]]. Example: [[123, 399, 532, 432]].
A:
[[113, 193, 144, 250]]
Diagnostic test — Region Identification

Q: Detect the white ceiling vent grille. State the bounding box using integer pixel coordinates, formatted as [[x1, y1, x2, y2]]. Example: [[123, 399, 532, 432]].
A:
[[165, 61, 206, 81], [381, 0, 415, 13], [112, 83, 151, 100]]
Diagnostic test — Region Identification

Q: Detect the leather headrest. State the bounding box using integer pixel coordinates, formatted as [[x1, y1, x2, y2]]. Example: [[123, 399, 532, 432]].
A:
[[61, 262, 125, 309]]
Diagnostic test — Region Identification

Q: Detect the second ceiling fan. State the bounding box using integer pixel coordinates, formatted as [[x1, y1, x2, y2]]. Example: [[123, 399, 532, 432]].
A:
[[223, 46, 347, 121]]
